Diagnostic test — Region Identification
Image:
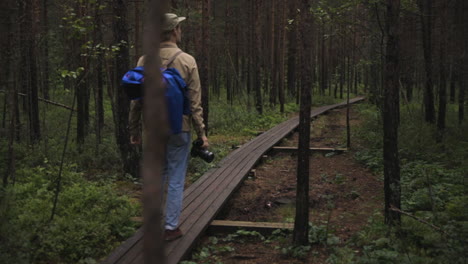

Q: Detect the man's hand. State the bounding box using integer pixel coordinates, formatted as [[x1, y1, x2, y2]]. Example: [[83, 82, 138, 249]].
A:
[[130, 135, 141, 145], [200, 136, 209, 148]]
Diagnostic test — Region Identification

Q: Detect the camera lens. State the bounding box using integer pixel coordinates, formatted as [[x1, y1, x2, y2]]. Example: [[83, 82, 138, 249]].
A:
[[198, 149, 214, 163], [191, 140, 215, 163]]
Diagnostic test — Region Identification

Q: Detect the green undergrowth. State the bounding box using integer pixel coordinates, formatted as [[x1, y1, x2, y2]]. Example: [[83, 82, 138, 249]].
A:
[[209, 99, 300, 137], [0, 93, 347, 263], [183, 223, 341, 264], [0, 162, 140, 264], [334, 102, 468, 264]]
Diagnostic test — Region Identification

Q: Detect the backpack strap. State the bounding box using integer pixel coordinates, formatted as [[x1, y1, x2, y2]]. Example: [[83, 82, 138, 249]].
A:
[[161, 50, 184, 70]]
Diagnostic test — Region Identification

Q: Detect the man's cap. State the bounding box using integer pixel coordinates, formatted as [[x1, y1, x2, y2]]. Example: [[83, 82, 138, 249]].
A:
[[163, 13, 186, 31]]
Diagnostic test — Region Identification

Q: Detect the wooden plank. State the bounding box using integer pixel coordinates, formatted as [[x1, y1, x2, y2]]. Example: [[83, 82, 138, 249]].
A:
[[102, 97, 366, 264], [208, 220, 293, 235], [101, 229, 143, 264], [271, 146, 348, 153], [210, 220, 294, 229]]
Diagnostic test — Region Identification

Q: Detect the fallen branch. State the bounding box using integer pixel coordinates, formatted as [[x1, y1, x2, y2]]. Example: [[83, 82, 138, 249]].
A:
[[389, 205, 447, 235], [0, 90, 76, 111], [230, 255, 257, 260]]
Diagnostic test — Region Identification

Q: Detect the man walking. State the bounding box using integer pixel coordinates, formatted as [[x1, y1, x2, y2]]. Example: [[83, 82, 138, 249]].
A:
[[129, 13, 209, 241]]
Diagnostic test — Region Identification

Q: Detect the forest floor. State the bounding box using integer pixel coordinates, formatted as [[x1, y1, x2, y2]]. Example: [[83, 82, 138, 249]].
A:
[[187, 106, 383, 264]]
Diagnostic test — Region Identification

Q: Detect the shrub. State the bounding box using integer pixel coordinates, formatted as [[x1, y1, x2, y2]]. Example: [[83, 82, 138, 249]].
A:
[[0, 164, 139, 264]]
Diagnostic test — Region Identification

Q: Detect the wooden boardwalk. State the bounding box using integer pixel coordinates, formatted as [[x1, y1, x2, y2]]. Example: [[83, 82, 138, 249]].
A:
[[102, 97, 364, 264]]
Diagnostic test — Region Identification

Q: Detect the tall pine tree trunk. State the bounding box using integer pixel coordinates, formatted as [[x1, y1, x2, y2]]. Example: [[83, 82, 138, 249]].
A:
[[294, 0, 312, 246], [3, 0, 17, 187], [113, 0, 139, 177], [27, 0, 41, 143], [254, 0, 263, 114], [419, 0, 436, 123], [142, 1, 168, 261], [278, 1, 286, 113], [201, 0, 210, 134], [449, 68, 456, 104], [94, 0, 104, 145], [76, 3, 89, 148], [41, 0, 50, 100], [458, 0, 467, 125], [383, 0, 401, 226], [320, 21, 326, 96], [287, 0, 297, 98], [437, 1, 448, 141]]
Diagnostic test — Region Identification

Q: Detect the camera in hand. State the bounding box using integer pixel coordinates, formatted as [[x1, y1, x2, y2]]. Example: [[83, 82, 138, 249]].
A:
[[191, 139, 214, 163]]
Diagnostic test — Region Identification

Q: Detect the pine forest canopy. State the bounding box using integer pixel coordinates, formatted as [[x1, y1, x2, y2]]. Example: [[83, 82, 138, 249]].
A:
[[0, 0, 466, 156]]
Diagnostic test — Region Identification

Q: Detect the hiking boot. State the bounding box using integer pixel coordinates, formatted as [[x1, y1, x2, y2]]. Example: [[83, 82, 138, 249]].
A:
[[164, 228, 183, 241]]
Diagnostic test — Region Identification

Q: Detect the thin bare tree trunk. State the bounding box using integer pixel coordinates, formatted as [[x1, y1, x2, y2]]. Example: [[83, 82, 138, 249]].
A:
[[287, 0, 298, 98], [134, 0, 141, 63], [201, 0, 210, 134], [113, 0, 140, 177], [3, 0, 17, 187], [269, 0, 277, 106], [26, 0, 41, 143], [278, 1, 286, 113], [457, 0, 467, 125], [41, 0, 50, 100], [418, 0, 436, 123], [254, 0, 263, 114], [142, 1, 168, 262], [93, 0, 104, 145], [320, 21, 326, 96], [383, 0, 401, 226], [437, 1, 448, 141], [294, 0, 312, 246]]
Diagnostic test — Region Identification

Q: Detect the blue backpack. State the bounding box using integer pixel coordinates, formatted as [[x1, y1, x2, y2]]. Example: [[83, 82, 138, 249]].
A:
[[122, 51, 191, 134], [122, 66, 145, 100]]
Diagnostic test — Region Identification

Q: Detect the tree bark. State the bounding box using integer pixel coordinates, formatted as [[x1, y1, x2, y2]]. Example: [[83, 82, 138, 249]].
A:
[[460, 78, 465, 125], [201, 0, 210, 134], [3, 0, 17, 187], [41, 0, 50, 100], [76, 2, 89, 147], [24, 0, 41, 143], [458, 0, 467, 125], [449, 69, 456, 104], [142, 1, 168, 262], [437, 1, 448, 141], [269, 0, 277, 106], [383, 0, 401, 226], [278, 1, 286, 113], [320, 21, 326, 96], [254, 0, 263, 114], [287, 0, 298, 98], [134, 0, 141, 63], [418, 0, 436, 123], [113, 0, 140, 177], [294, 0, 312, 246], [94, 0, 104, 145]]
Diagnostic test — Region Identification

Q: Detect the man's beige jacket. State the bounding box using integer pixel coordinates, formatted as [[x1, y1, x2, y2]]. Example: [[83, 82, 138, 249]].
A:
[[128, 42, 206, 139]]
